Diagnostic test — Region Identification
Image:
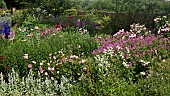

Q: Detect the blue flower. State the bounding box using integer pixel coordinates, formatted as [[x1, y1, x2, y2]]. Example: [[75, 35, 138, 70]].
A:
[[3, 22, 10, 39]]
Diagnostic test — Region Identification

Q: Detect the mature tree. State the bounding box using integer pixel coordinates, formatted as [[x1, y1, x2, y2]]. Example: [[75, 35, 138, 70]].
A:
[[33, 0, 77, 15], [0, 0, 7, 9], [3, 0, 35, 9]]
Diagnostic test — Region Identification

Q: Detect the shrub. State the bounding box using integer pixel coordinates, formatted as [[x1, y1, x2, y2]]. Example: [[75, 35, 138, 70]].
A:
[[0, 0, 7, 9], [0, 69, 72, 95], [92, 24, 170, 82]]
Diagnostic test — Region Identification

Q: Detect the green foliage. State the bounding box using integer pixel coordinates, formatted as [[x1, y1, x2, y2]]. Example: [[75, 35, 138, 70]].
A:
[[137, 59, 170, 96], [1, 3, 170, 95], [81, 0, 170, 14], [0, 0, 7, 9], [1, 26, 98, 78], [33, 0, 76, 15], [0, 69, 72, 95]]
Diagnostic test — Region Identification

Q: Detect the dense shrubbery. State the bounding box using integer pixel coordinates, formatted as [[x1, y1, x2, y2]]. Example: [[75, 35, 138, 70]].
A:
[[0, 14, 170, 95], [1, 0, 170, 95]]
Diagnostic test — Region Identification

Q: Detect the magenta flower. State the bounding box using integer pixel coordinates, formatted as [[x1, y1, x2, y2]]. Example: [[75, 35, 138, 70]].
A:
[[51, 67, 55, 71], [62, 57, 67, 61], [39, 67, 44, 73], [28, 64, 32, 69]]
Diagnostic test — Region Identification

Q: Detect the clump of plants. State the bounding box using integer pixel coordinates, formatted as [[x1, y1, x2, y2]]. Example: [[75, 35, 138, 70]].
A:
[[92, 20, 170, 82]]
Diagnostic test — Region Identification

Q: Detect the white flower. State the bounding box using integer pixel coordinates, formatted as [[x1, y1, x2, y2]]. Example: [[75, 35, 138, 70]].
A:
[[40, 63, 43, 66], [123, 61, 129, 68], [163, 16, 167, 19], [139, 59, 150, 66], [143, 61, 150, 66], [125, 47, 130, 54], [44, 72, 48, 76], [34, 26, 39, 30], [116, 45, 122, 50], [129, 34, 136, 38], [32, 61, 36, 64], [140, 72, 146, 75], [162, 59, 166, 62], [139, 59, 145, 63], [47, 63, 50, 66]]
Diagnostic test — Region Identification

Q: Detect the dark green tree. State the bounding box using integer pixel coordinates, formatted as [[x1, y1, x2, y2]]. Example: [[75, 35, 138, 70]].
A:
[[33, 0, 76, 15], [0, 0, 7, 9]]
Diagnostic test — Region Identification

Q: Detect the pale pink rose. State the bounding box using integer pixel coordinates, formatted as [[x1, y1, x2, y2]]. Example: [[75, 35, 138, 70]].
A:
[[39, 67, 44, 73], [23, 54, 28, 59], [83, 29, 88, 33], [51, 77, 54, 80], [28, 64, 32, 69]]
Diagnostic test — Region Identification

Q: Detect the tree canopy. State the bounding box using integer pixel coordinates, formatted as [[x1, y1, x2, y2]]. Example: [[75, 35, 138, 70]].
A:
[[0, 0, 7, 9]]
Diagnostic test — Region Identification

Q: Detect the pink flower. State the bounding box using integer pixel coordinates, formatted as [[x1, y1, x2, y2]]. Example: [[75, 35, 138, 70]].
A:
[[28, 64, 32, 69], [39, 67, 44, 73], [62, 57, 67, 61], [83, 67, 87, 72], [48, 67, 55, 71], [23, 54, 28, 59], [79, 59, 87, 64], [51, 77, 54, 80], [70, 55, 78, 59], [51, 67, 55, 71]]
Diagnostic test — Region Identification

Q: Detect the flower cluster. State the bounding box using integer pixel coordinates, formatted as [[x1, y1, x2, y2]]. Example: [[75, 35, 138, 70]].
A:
[[27, 49, 89, 81], [130, 23, 151, 36], [92, 28, 170, 67], [0, 13, 12, 39], [154, 16, 170, 37]]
